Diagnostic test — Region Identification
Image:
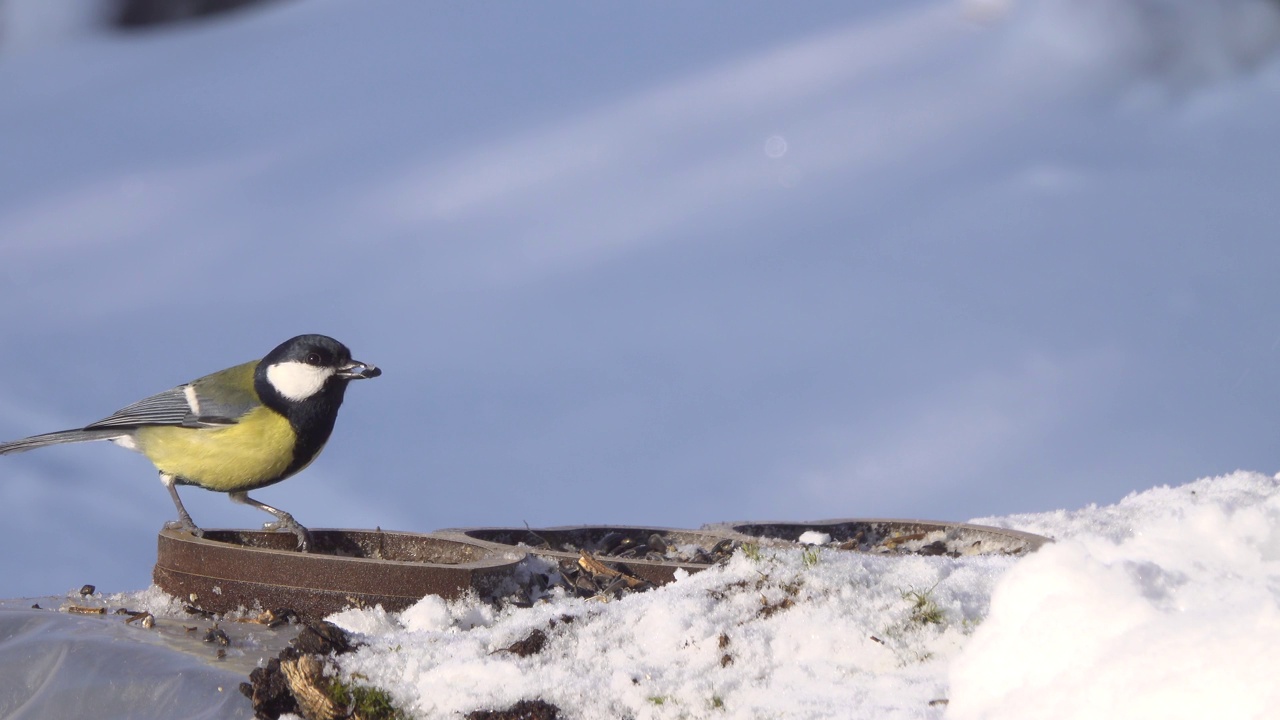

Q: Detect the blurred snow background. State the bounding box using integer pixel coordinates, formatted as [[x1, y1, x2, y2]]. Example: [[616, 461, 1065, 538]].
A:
[[2, 0, 1280, 598]]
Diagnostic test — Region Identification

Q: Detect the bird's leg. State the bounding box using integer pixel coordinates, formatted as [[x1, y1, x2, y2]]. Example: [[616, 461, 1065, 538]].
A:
[[161, 473, 204, 537], [229, 491, 311, 552]]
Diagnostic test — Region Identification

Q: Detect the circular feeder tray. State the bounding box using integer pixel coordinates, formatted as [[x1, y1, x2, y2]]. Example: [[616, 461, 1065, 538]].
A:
[[154, 528, 524, 621], [709, 519, 1050, 557], [437, 525, 742, 586]]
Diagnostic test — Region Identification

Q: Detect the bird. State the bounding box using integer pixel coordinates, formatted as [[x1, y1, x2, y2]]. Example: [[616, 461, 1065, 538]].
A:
[[0, 334, 380, 551]]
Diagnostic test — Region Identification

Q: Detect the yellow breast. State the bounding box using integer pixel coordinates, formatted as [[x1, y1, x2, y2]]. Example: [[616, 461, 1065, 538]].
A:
[[133, 407, 297, 492]]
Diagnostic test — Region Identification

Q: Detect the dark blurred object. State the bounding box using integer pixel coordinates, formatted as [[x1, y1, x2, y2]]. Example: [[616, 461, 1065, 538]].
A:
[[112, 0, 287, 29]]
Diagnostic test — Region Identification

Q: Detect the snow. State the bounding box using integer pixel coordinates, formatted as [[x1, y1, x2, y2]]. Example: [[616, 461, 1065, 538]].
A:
[[797, 530, 832, 545], [953, 474, 1280, 718], [1, 472, 1277, 718], [319, 471, 1280, 720]]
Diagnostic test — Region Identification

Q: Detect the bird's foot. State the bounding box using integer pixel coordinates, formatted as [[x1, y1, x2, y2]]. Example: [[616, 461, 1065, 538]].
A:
[[164, 518, 204, 538], [263, 514, 311, 552]]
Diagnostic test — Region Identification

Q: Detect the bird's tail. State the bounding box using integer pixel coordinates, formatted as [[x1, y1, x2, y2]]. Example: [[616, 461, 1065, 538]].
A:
[[0, 429, 127, 455]]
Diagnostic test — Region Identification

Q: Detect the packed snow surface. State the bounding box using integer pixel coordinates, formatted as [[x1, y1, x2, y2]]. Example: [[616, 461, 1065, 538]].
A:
[[323, 471, 1280, 720]]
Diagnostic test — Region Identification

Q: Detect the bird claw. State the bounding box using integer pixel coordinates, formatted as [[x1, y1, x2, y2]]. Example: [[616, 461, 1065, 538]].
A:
[[262, 517, 311, 552], [164, 519, 204, 538]]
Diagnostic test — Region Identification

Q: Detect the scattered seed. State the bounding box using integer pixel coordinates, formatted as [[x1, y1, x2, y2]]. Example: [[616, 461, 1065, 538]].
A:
[[184, 605, 216, 620], [66, 605, 105, 615], [124, 611, 156, 629], [204, 627, 231, 646], [494, 629, 548, 658]]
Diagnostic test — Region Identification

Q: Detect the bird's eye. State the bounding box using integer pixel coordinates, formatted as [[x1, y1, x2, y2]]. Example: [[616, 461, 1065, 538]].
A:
[[305, 353, 322, 366]]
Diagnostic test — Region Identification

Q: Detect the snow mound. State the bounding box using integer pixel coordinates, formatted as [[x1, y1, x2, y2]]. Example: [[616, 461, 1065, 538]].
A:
[[950, 471, 1280, 718], [325, 471, 1280, 719]]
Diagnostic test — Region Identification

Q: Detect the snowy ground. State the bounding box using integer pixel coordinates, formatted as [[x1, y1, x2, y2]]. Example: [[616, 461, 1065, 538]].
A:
[[0, 472, 1275, 719], [310, 471, 1280, 720]]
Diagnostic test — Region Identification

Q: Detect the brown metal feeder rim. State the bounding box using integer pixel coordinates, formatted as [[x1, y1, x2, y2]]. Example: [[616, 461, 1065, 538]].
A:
[[702, 517, 1053, 551], [154, 527, 528, 621], [432, 524, 743, 570], [436, 523, 733, 534], [436, 523, 744, 539], [157, 526, 528, 569]]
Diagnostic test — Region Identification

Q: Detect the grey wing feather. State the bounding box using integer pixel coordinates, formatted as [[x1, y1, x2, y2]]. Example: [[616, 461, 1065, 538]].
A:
[[86, 384, 255, 429], [0, 428, 127, 455], [86, 367, 262, 429], [0, 389, 193, 453], [85, 387, 200, 429], [0, 364, 263, 454], [89, 361, 263, 429]]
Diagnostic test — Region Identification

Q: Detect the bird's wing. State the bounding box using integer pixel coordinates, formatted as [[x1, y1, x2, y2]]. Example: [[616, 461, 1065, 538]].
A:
[[185, 360, 261, 425], [85, 360, 261, 430], [85, 387, 194, 428]]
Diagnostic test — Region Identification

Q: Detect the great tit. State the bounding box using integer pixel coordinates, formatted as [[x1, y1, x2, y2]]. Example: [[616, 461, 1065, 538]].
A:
[[0, 334, 380, 550]]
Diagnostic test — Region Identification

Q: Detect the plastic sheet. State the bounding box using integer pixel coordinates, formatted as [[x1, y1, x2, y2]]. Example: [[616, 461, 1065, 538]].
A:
[[0, 601, 292, 719]]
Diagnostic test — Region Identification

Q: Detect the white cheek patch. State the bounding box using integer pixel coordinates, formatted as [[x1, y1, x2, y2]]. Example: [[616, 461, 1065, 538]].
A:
[[266, 361, 336, 401]]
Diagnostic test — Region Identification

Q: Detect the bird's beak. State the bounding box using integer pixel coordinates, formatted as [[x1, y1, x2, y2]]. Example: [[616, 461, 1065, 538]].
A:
[[337, 360, 382, 380]]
